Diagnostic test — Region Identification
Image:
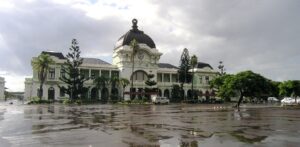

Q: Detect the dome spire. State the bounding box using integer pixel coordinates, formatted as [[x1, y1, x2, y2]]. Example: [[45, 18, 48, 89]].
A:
[[132, 18, 138, 30]]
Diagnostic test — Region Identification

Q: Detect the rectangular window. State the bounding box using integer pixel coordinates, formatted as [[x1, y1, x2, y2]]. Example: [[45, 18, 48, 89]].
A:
[[80, 69, 89, 80], [91, 70, 99, 79], [49, 68, 55, 79], [199, 76, 203, 84], [205, 76, 209, 84], [157, 73, 162, 82], [101, 70, 109, 78], [111, 71, 119, 79], [163, 74, 170, 82], [171, 74, 178, 83], [60, 69, 65, 78]]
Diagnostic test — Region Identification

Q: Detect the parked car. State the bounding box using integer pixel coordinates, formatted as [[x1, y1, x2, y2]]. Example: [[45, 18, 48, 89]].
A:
[[152, 96, 170, 104], [281, 97, 300, 105], [267, 97, 279, 102]]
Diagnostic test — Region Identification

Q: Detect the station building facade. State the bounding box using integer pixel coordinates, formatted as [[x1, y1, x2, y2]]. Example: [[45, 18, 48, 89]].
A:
[[0, 77, 4, 100], [24, 19, 218, 101]]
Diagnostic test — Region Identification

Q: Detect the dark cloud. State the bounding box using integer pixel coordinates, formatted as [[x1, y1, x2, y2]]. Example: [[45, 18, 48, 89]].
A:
[[151, 0, 300, 80], [0, 0, 127, 75], [0, 0, 299, 91]]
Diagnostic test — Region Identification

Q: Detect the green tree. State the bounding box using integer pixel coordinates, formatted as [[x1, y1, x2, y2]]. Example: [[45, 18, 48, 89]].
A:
[[279, 80, 300, 97], [171, 84, 181, 102], [190, 55, 198, 100], [178, 48, 192, 101], [210, 74, 235, 102], [110, 76, 120, 102], [145, 74, 157, 100], [218, 61, 226, 75], [129, 39, 139, 99], [211, 71, 272, 109], [230, 71, 271, 109], [270, 81, 280, 98], [59, 39, 87, 100], [32, 53, 54, 100], [145, 74, 157, 87], [120, 78, 130, 100], [93, 75, 110, 102]]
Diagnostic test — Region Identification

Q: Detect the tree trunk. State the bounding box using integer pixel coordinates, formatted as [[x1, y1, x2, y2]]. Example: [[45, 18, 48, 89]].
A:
[[122, 86, 125, 101], [236, 93, 244, 111], [180, 83, 185, 102], [39, 83, 43, 101], [191, 68, 194, 100], [131, 55, 135, 100]]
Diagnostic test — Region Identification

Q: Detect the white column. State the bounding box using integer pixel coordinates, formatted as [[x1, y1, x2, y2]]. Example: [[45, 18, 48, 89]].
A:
[[43, 85, 48, 100], [55, 86, 59, 100]]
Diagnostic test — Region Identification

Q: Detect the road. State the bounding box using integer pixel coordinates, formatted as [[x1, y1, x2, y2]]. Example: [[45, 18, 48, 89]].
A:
[[0, 101, 300, 147]]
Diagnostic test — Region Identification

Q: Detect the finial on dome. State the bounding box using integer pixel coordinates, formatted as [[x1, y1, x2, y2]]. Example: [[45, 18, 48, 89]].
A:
[[132, 18, 138, 30]]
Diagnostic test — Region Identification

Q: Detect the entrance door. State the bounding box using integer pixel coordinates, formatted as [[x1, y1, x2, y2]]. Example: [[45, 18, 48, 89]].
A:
[[48, 87, 55, 100]]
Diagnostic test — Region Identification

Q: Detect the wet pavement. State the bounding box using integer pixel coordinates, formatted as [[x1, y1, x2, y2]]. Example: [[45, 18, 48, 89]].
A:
[[1, 101, 300, 147]]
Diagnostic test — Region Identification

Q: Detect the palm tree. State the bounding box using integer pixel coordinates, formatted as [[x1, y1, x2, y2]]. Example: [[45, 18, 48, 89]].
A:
[[93, 75, 110, 102], [110, 76, 120, 101], [120, 78, 130, 101], [32, 53, 54, 100], [129, 39, 139, 99], [190, 55, 198, 100]]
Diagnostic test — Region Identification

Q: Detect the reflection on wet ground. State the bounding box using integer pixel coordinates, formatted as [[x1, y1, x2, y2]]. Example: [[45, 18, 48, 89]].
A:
[[1, 102, 300, 147]]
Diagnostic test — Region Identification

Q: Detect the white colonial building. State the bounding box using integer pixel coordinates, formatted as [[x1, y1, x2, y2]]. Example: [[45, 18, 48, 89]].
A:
[[25, 19, 218, 101], [0, 77, 5, 100]]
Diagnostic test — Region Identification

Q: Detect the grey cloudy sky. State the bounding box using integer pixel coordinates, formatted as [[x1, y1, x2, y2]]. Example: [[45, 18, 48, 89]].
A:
[[0, 0, 299, 91]]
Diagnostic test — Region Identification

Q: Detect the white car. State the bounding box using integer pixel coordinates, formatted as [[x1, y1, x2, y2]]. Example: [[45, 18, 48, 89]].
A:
[[268, 97, 279, 102], [152, 96, 170, 104], [281, 97, 300, 105]]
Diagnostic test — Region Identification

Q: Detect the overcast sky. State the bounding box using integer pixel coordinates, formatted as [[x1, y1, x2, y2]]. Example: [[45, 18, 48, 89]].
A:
[[0, 0, 300, 92]]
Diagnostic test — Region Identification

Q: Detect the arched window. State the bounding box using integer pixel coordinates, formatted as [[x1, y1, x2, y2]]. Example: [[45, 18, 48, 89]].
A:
[[131, 70, 148, 82], [205, 90, 210, 102], [164, 89, 170, 98], [158, 89, 162, 96], [91, 87, 99, 100], [101, 88, 109, 103], [187, 90, 192, 99]]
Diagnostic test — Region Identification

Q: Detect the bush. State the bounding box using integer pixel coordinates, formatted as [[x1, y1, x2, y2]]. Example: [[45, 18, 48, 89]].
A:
[[27, 97, 51, 104], [118, 98, 150, 105], [62, 98, 82, 105], [62, 98, 72, 105]]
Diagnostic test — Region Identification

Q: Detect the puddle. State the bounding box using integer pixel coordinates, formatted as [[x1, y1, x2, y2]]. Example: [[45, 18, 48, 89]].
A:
[[0, 103, 300, 146]]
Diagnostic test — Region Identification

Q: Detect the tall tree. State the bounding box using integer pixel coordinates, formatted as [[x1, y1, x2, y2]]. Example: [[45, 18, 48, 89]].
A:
[[230, 71, 271, 109], [178, 48, 192, 101], [210, 74, 235, 102], [32, 53, 54, 100], [218, 61, 226, 75], [145, 74, 157, 100], [59, 39, 87, 100], [120, 78, 130, 100], [129, 39, 139, 99], [110, 76, 120, 101], [93, 75, 110, 102], [211, 71, 272, 109], [145, 74, 157, 87], [270, 81, 280, 98], [279, 80, 300, 102], [190, 55, 198, 100], [171, 84, 181, 102]]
